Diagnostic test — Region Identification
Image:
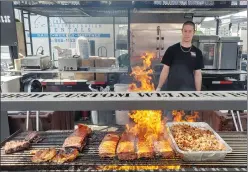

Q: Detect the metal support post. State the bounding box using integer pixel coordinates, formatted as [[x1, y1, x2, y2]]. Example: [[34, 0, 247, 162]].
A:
[[36, 111, 40, 131], [26, 111, 30, 131], [216, 18, 220, 35], [236, 111, 243, 131], [127, 9, 131, 64], [1, 111, 10, 142], [27, 12, 34, 55], [230, 110, 239, 131], [113, 17, 116, 57], [21, 10, 27, 56], [47, 17, 52, 58]]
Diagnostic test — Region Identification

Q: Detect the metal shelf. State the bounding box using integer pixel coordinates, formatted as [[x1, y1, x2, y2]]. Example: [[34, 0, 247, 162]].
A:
[[4, 67, 129, 74], [1, 91, 246, 111], [13, 1, 247, 17]]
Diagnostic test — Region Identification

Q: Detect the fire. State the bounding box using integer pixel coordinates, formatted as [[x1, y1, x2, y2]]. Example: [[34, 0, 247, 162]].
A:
[[98, 165, 181, 171], [172, 110, 199, 122], [129, 53, 155, 91], [127, 53, 164, 146]]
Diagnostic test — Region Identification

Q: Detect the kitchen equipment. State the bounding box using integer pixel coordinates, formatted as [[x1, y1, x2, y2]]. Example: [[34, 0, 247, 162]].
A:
[[0, 130, 246, 171], [130, 23, 182, 67], [166, 122, 232, 161], [1, 76, 21, 92], [21, 55, 51, 70], [218, 37, 241, 70], [58, 56, 81, 71], [76, 37, 90, 59], [192, 35, 219, 69], [192, 35, 241, 70]]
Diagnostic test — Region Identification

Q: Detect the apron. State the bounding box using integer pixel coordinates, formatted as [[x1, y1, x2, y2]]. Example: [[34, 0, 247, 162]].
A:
[[163, 64, 196, 121]]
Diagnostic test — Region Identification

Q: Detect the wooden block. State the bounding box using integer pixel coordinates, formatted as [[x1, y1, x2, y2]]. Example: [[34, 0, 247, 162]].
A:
[[74, 73, 94, 81], [95, 57, 116, 67]]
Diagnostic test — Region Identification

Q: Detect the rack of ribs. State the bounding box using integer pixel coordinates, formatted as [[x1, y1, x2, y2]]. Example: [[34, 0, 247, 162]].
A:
[[25, 131, 43, 143], [52, 148, 79, 164], [99, 132, 120, 158], [116, 132, 137, 160], [153, 134, 174, 158], [4, 140, 30, 154], [62, 124, 92, 151], [31, 148, 57, 163], [136, 137, 154, 159]]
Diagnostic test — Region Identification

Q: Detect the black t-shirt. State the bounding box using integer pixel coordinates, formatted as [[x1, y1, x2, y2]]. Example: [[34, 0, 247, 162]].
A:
[[161, 42, 204, 91]]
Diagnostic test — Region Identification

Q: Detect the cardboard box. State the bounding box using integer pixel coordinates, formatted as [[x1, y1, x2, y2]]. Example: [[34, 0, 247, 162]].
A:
[[81, 58, 95, 67], [16, 22, 26, 57], [74, 73, 94, 81], [95, 57, 116, 67], [60, 72, 74, 79], [95, 73, 106, 82]]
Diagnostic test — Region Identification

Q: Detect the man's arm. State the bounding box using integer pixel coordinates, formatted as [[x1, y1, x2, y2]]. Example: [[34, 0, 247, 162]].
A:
[[194, 70, 202, 91], [156, 65, 170, 91]]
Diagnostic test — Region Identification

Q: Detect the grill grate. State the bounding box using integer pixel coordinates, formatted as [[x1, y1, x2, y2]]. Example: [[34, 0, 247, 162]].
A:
[[0, 131, 247, 171]]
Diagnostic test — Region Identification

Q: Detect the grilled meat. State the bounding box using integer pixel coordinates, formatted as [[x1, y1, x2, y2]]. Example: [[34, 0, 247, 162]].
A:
[[25, 131, 43, 143], [31, 148, 57, 163], [62, 124, 91, 151], [116, 132, 137, 160], [4, 140, 30, 154], [136, 138, 154, 159], [52, 148, 79, 164], [99, 133, 120, 158], [153, 135, 174, 158]]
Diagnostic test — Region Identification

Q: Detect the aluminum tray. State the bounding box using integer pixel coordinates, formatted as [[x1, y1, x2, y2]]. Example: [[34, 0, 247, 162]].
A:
[[166, 122, 232, 161]]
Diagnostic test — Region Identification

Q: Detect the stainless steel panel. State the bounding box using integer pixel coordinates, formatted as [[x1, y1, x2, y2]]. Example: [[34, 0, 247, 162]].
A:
[[1, 91, 247, 111], [58, 57, 80, 71], [21, 56, 51, 70], [199, 43, 218, 69], [192, 35, 219, 69], [130, 23, 182, 67], [1, 111, 10, 142], [220, 43, 238, 69]]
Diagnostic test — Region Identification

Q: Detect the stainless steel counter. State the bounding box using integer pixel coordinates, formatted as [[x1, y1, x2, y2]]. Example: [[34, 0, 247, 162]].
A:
[[1, 91, 246, 111]]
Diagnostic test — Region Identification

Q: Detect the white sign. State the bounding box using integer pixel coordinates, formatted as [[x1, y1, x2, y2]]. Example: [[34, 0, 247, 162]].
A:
[[0, 16, 11, 23]]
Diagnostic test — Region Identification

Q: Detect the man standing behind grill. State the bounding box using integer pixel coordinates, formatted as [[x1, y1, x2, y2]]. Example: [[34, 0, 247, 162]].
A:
[[156, 21, 204, 92]]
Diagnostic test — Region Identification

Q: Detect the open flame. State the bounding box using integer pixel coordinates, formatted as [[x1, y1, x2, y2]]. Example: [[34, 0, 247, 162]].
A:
[[98, 165, 181, 171], [172, 110, 199, 122], [127, 53, 164, 146], [99, 52, 199, 171]]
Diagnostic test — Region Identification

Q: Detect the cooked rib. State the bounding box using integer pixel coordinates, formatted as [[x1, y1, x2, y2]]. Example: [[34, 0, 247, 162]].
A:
[[52, 148, 79, 164], [25, 131, 43, 143], [136, 138, 154, 159], [153, 135, 174, 158], [4, 140, 30, 154], [31, 148, 57, 163], [62, 124, 92, 151], [116, 132, 137, 160], [99, 132, 120, 158]]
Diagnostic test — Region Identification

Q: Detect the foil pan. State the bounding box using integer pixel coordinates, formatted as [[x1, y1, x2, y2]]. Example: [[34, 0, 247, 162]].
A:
[[166, 122, 232, 161]]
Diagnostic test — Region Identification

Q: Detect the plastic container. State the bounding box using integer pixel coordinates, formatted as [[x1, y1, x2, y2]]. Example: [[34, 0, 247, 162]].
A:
[[76, 37, 90, 59], [114, 84, 129, 92], [115, 111, 129, 125], [114, 84, 130, 125], [1, 76, 21, 92], [166, 122, 232, 161], [91, 111, 114, 125]]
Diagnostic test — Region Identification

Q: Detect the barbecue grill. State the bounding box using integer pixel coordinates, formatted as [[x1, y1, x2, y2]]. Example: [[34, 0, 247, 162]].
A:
[[1, 129, 247, 172]]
